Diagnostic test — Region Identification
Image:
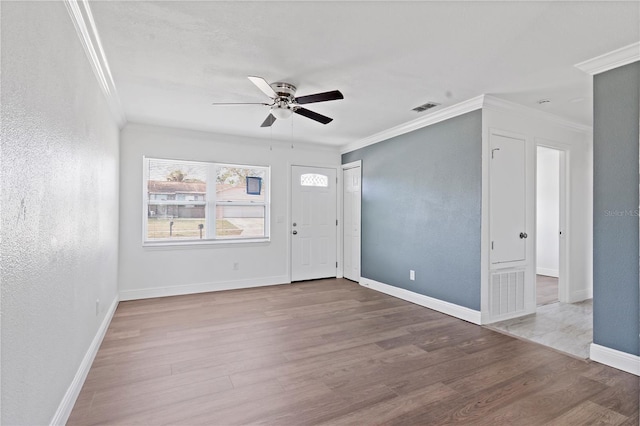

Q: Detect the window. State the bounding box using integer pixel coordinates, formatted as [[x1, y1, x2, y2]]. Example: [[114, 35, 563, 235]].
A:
[[300, 173, 329, 187], [144, 157, 269, 244]]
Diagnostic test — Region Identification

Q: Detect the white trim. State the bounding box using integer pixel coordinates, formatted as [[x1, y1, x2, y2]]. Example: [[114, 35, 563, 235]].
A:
[[342, 160, 362, 170], [63, 0, 126, 128], [569, 288, 592, 304], [119, 275, 290, 301], [536, 268, 559, 278], [360, 277, 482, 325], [575, 42, 640, 76], [125, 122, 342, 154], [340, 95, 484, 154], [50, 296, 119, 425], [340, 93, 590, 155], [482, 309, 533, 325], [590, 343, 640, 376], [483, 95, 592, 135], [341, 161, 362, 283]]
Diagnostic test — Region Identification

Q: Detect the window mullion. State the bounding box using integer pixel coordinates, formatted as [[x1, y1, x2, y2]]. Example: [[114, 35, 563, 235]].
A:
[[206, 164, 217, 239]]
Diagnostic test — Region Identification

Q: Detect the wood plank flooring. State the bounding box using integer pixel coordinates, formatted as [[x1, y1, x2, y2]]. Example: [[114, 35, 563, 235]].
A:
[[68, 279, 638, 425]]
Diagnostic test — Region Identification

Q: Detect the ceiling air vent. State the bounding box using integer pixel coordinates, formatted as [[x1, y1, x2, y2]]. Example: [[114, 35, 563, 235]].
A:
[[412, 102, 441, 113]]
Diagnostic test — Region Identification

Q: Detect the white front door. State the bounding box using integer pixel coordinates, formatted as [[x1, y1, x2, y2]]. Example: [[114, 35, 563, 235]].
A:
[[343, 163, 361, 282], [291, 166, 337, 282], [490, 133, 527, 264]]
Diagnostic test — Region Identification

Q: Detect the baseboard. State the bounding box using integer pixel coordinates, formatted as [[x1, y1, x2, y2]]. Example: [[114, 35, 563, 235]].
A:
[[536, 268, 559, 277], [360, 277, 482, 325], [481, 308, 536, 325], [119, 275, 290, 301], [50, 295, 119, 425], [569, 288, 592, 303], [590, 343, 640, 376]]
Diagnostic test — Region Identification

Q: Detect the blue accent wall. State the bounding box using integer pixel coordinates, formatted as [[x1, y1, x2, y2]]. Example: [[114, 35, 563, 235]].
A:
[[342, 111, 482, 310], [593, 61, 640, 356]]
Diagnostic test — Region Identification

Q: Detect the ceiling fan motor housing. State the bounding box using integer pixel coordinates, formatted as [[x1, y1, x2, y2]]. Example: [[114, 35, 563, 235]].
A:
[[271, 82, 297, 101]]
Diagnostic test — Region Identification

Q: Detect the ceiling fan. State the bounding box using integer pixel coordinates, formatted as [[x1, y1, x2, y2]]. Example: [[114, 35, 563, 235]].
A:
[[212, 76, 344, 127]]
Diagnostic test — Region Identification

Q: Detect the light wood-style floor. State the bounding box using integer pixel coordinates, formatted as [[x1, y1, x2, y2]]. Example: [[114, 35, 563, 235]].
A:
[[69, 279, 638, 425]]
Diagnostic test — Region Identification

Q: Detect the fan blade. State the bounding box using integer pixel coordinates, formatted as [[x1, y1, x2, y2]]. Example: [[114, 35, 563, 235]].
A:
[[248, 76, 277, 99], [260, 113, 277, 127], [294, 107, 333, 124], [211, 102, 271, 106], [294, 90, 343, 105]]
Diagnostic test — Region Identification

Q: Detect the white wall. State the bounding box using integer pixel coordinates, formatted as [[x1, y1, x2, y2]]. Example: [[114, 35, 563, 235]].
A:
[[119, 123, 340, 300], [481, 98, 593, 322], [1, 2, 120, 425], [536, 146, 560, 277]]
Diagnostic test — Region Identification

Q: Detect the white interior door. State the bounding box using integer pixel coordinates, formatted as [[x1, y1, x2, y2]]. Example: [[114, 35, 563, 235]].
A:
[[343, 164, 361, 282], [291, 166, 337, 282], [490, 133, 527, 264]]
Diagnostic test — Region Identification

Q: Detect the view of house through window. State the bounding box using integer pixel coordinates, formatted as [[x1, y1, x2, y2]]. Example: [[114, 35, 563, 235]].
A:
[[144, 158, 269, 243]]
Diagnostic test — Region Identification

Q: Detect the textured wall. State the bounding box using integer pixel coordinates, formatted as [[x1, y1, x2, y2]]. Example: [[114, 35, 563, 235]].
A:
[[118, 123, 339, 299], [342, 111, 482, 310], [593, 61, 640, 356], [1, 2, 120, 424]]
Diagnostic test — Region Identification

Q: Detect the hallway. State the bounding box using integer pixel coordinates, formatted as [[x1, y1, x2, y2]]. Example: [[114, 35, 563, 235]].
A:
[[488, 275, 593, 359]]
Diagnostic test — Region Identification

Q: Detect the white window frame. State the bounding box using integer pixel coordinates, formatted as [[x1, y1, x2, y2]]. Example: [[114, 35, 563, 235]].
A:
[[142, 157, 270, 246]]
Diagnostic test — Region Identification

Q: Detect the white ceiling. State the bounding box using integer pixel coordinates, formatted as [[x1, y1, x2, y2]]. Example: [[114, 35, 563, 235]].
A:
[[91, 1, 640, 146]]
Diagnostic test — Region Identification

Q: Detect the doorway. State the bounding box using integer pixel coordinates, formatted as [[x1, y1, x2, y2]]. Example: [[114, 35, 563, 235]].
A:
[[536, 146, 561, 306], [490, 142, 594, 359], [290, 165, 337, 282], [342, 161, 361, 282]]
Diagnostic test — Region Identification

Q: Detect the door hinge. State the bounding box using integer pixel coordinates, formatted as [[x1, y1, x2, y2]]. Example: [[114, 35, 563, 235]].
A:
[[491, 241, 494, 250], [336, 262, 338, 268], [336, 219, 338, 226]]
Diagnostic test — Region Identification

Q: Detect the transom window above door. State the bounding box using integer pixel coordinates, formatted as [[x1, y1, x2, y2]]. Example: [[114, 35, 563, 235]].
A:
[[300, 173, 329, 187]]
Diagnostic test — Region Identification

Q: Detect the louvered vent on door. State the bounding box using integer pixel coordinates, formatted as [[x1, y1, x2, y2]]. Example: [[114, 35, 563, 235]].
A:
[[490, 270, 525, 316]]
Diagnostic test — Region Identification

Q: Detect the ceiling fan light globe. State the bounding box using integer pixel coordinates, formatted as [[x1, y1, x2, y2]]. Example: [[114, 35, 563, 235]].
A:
[[271, 107, 293, 120]]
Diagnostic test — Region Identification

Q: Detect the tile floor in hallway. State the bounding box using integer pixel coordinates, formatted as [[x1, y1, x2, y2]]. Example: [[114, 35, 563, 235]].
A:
[[536, 274, 559, 306], [487, 299, 593, 359]]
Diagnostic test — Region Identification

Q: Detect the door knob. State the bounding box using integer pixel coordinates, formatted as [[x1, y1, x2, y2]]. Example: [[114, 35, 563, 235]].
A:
[[292, 230, 298, 235], [519, 232, 528, 239]]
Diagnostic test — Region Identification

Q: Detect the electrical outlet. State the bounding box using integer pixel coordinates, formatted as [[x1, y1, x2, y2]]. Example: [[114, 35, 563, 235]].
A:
[[96, 299, 100, 316], [233, 262, 239, 270], [409, 270, 415, 281]]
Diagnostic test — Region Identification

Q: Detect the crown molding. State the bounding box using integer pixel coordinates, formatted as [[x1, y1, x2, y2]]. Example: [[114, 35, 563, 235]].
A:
[[123, 121, 341, 153], [340, 95, 484, 154], [64, 0, 126, 128], [575, 41, 640, 76], [482, 95, 592, 134], [340, 91, 591, 154]]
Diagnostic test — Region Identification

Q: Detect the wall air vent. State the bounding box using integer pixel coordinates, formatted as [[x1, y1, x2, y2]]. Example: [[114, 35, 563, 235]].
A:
[[412, 102, 441, 113]]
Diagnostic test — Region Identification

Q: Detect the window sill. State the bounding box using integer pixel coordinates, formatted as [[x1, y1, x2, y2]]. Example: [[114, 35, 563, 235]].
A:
[[143, 237, 270, 249]]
